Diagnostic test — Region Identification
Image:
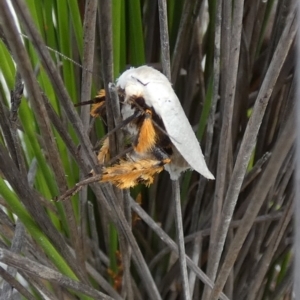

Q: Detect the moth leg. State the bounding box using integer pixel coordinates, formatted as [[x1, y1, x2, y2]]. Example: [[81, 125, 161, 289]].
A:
[[134, 109, 157, 153], [75, 89, 106, 118], [151, 146, 171, 162]]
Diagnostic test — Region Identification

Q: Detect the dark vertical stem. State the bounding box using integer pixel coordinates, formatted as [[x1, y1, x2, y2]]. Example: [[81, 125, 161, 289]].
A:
[[77, 0, 98, 275], [158, 0, 171, 81], [294, 0, 300, 298], [98, 1, 134, 298], [81, 0, 97, 129], [172, 180, 191, 300], [171, 0, 197, 83], [159, 1, 190, 298], [98, 0, 114, 149]]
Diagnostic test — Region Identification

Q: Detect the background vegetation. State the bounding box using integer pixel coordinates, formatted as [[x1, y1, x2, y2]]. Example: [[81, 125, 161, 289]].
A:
[[0, 0, 296, 299]]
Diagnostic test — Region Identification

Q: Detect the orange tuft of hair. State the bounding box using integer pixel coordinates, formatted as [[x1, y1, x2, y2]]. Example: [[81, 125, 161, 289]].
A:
[[134, 110, 157, 154]]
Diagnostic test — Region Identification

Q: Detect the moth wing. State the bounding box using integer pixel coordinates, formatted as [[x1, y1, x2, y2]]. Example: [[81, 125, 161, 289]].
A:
[[145, 81, 215, 180]]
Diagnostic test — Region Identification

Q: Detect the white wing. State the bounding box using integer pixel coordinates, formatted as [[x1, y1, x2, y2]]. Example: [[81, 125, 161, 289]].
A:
[[146, 82, 214, 179]]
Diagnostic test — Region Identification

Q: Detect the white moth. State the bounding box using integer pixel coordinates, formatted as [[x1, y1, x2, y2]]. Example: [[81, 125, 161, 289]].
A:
[[116, 66, 214, 180]]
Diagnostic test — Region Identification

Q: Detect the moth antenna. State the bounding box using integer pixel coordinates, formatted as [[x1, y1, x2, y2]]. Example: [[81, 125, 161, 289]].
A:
[[131, 76, 149, 86], [74, 99, 101, 106], [151, 146, 170, 161], [20, 33, 97, 77], [75, 90, 106, 118]]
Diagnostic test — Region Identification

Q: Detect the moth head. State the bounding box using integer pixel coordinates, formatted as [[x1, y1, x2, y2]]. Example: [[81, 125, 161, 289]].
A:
[[117, 70, 146, 104], [117, 66, 170, 114]]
